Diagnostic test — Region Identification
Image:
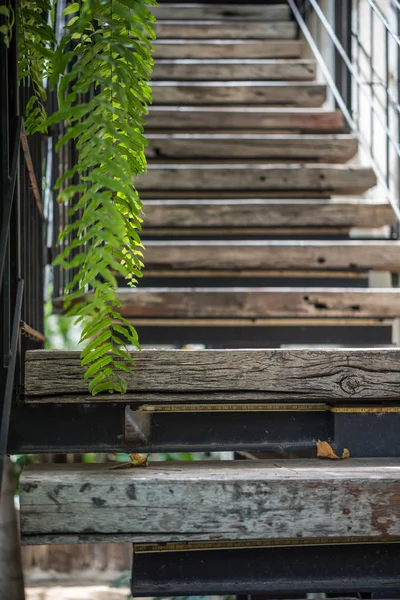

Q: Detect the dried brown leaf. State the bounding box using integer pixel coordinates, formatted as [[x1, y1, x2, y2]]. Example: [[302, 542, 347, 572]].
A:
[[317, 440, 350, 460]]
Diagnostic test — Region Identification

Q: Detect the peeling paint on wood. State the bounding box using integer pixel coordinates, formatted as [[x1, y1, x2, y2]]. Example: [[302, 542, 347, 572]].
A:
[[19, 460, 400, 545]]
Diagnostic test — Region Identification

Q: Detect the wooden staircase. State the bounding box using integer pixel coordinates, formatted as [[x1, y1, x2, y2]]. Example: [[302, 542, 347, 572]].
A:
[[110, 0, 400, 349], [19, 2, 400, 597]]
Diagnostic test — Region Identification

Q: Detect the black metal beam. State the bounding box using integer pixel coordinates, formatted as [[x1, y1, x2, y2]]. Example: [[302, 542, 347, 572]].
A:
[[136, 324, 392, 348], [8, 401, 400, 456], [124, 405, 400, 456], [131, 543, 400, 597]]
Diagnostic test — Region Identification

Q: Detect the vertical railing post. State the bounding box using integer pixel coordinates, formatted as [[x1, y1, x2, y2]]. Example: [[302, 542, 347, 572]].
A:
[[397, 3, 400, 222], [333, 0, 353, 125]]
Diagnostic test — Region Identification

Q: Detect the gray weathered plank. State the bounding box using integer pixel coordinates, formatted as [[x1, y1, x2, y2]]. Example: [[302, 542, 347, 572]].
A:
[[153, 40, 304, 59], [19, 459, 400, 544], [143, 240, 400, 271], [146, 133, 357, 162], [151, 81, 326, 107], [154, 20, 297, 39], [142, 198, 396, 228], [112, 287, 400, 319], [24, 347, 400, 399], [153, 59, 316, 81], [146, 106, 344, 131], [152, 4, 291, 21], [137, 164, 377, 194]]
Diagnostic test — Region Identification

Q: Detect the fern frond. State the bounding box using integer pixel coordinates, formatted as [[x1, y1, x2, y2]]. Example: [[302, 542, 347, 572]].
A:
[[17, 0, 56, 134], [51, 0, 156, 395]]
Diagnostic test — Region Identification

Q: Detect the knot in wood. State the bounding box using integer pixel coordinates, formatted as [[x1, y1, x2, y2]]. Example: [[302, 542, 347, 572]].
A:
[[339, 375, 360, 395]]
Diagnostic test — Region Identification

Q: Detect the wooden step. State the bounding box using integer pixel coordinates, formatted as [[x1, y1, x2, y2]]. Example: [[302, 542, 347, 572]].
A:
[[152, 4, 291, 21], [153, 40, 304, 59], [20, 459, 400, 544], [24, 348, 400, 399], [111, 287, 400, 319], [153, 59, 316, 81], [154, 20, 297, 39], [138, 164, 377, 195], [151, 81, 327, 107], [146, 134, 357, 162], [142, 198, 396, 228], [143, 241, 400, 271], [147, 107, 345, 131]]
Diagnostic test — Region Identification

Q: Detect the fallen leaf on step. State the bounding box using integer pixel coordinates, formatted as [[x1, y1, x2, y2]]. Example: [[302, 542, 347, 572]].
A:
[[317, 440, 350, 460], [110, 453, 149, 470]]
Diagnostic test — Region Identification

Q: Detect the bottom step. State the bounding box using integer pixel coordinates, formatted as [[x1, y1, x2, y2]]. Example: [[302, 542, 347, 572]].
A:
[[20, 459, 400, 545]]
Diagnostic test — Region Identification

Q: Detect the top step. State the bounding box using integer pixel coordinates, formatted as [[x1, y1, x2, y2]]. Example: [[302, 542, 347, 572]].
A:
[[152, 4, 291, 21], [154, 20, 297, 39]]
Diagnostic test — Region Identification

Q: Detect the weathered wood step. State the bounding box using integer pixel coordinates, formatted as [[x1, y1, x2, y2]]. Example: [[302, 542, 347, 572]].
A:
[[152, 4, 291, 21], [147, 106, 344, 131], [24, 348, 400, 399], [146, 134, 357, 162], [146, 106, 344, 131], [142, 198, 396, 228], [111, 287, 400, 319], [153, 59, 316, 81], [143, 241, 400, 271], [155, 20, 297, 39], [19, 459, 400, 545], [153, 39, 304, 59], [151, 81, 326, 107], [138, 164, 377, 195]]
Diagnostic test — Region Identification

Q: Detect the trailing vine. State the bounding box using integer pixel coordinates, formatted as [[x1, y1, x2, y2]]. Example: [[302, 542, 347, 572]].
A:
[[18, 0, 56, 133], [4, 0, 156, 395], [51, 0, 156, 394]]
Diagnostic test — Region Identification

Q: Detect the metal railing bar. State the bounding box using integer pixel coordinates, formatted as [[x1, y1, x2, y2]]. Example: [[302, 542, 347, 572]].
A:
[[20, 122, 44, 219], [353, 35, 400, 110], [288, 0, 400, 222], [370, 3, 375, 159], [20, 321, 46, 343], [0, 116, 22, 296], [292, 0, 400, 152], [386, 27, 391, 188], [365, 0, 400, 47], [0, 278, 23, 491]]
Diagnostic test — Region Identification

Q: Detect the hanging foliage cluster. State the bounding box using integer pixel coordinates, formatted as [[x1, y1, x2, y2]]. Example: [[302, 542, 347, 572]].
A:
[[3, 0, 156, 394]]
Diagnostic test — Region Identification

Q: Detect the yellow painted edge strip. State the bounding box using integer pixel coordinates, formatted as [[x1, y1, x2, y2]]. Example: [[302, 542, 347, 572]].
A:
[[134, 535, 400, 554], [140, 404, 400, 414], [140, 403, 327, 413]]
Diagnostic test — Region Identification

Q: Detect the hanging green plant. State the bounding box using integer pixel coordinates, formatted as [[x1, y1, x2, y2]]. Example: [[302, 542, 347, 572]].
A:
[[17, 0, 56, 134], [48, 0, 156, 394], [3, 0, 156, 394]]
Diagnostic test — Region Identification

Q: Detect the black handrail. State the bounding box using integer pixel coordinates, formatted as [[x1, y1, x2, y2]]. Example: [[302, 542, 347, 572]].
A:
[[0, 0, 45, 492]]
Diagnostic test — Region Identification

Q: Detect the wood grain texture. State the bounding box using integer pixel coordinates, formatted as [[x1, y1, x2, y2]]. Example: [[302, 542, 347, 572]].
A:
[[143, 240, 400, 271], [20, 460, 400, 544], [152, 4, 291, 21], [142, 198, 396, 228], [146, 133, 357, 162], [25, 348, 400, 399], [153, 40, 304, 59], [153, 59, 316, 81], [113, 287, 400, 319], [146, 107, 344, 131], [151, 81, 327, 107], [154, 20, 297, 40], [137, 164, 377, 194]]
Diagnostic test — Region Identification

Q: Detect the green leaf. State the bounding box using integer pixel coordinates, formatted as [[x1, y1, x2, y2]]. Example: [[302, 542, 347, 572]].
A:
[[62, 2, 79, 16]]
